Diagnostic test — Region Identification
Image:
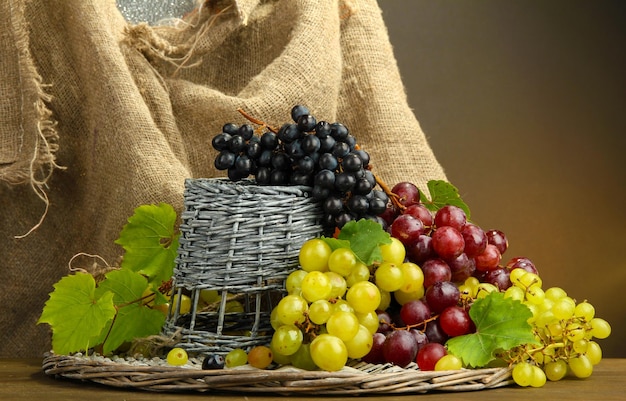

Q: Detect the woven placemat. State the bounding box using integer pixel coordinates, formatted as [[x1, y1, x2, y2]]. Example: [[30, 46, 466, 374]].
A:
[[42, 353, 513, 395]]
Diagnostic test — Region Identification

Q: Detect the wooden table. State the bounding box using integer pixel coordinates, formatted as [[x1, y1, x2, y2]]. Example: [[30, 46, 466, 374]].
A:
[[1, 358, 624, 400]]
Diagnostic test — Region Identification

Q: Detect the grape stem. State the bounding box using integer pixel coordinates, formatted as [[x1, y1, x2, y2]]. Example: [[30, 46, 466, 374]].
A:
[[237, 108, 279, 133], [374, 174, 406, 211]]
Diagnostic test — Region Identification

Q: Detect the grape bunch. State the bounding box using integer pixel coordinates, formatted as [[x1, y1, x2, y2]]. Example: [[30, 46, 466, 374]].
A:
[[501, 269, 611, 386], [210, 105, 388, 232]]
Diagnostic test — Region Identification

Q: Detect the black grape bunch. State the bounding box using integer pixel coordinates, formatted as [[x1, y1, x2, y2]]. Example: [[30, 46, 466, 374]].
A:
[[210, 105, 389, 233]]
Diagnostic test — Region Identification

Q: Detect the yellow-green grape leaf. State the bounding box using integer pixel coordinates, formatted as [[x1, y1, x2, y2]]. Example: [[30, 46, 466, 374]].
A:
[[38, 272, 116, 355], [420, 180, 471, 219], [446, 292, 538, 367], [115, 203, 180, 284], [94, 269, 167, 354], [336, 219, 391, 265]]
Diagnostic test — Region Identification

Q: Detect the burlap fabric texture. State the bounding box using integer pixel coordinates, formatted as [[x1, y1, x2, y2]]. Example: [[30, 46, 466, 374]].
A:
[[0, 0, 446, 358]]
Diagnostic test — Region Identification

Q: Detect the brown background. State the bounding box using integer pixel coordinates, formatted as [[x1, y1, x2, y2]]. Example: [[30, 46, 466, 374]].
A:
[[377, 0, 625, 358]]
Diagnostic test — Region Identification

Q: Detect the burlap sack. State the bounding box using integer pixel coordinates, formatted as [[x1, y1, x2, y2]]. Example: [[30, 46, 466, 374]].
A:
[[0, 0, 446, 358]]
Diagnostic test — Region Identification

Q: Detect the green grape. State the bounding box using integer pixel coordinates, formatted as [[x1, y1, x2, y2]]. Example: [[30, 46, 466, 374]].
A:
[[301, 271, 332, 302], [509, 268, 529, 285], [325, 271, 347, 299], [537, 298, 554, 313], [270, 343, 292, 365], [199, 289, 220, 304], [514, 272, 542, 290], [270, 307, 282, 330], [535, 310, 556, 328], [171, 293, 192, 315], [393, 287, 424, 305], [434, 354, 463, 371], [345, 262, 371, 287], [225, 348, 248, 368], [585, 340, 603, 365], [374, 262, 404, 292], [572, 339, 589, 354], [356, 310, 379, 334], [398, 262, 424, 293], [343, 324, 374, 359], [326, 311, 359, 342], [529, 364, 547, 388], [568, 355, 593, 378], [566, 322, 585, 342], [223, 300, 244, 313], [310, 334, 348, 372], [290, 343, 317, 371], [475, 283, 498, 299], [379, 237, 406, 265], [166, 347, 188, 366], [524, 286, 545, 305], [574, 301, 595, 321], [504, 285, 525, 302], [332, 299, 355, 314], [589, 317, 611, 339], [545, 359, 568, 381], [378, 289, 391, 310], [285, 270, 307, 295], [299, 238, 331, 272], [308, 299, 333, 325], [546, 322, 564, 338], [275, 294, 308, 325], [544, 286, 567, 302], [552, 298, 575, 320], [346, 281, 381, 313], [328, 247, 357, 277], [270, 324, 303, 356], [512, 362, 534, 387]]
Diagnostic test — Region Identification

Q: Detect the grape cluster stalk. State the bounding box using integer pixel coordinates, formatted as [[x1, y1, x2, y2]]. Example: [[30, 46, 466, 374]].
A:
[[210, 105, 388, 232]]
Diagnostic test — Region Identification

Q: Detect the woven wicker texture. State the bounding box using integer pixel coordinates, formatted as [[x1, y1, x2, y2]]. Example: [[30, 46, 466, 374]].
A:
[[42, 353, 514, 395], [163, 178, 323, 355]]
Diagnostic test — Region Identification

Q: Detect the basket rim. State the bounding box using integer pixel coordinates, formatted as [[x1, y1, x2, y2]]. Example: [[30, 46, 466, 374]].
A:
[[41, 352, 513, 395]]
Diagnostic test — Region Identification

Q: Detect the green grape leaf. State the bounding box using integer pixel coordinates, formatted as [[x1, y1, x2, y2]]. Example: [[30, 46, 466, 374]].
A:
[[38, 273, 116, 355], [115, 203, 180, 284], [322, 237, 351, 251], [336, 219, 391, 265], [420, 180, 471, 219], [94, 268, 166, 354], [446, 291, 538, 367]]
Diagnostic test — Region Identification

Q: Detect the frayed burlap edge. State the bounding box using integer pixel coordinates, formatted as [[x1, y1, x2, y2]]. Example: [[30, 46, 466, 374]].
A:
[[1, 0, 64, 238]]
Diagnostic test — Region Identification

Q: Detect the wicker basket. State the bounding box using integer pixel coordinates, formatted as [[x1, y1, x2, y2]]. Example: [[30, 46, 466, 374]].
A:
[[162, 178, 324, 356], [42, 353, 514, 394]]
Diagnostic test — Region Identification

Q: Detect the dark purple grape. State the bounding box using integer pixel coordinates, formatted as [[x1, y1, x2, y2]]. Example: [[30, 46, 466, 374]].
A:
[[407, 235, 436, 265], [319, 135, 336, 153], [222, 122, 239, 135], [323, 196, 344, 216], [291, 105, 310, 122], [382, 330, 418, 367], [425, 281, 460, 314], [245, 141, 262, 159], [238, 124, 254, 140], [448, 252, 476, 283], [376, 310, 393, 333], [361, 332, 386, 364], [211, 132, 232, 151], [332, 142, 350, 158], [409, 329, 429, 352], [341, 153, 363, 172], [214, 151, 236, 170], [260, 131, 278, 150], [506, 256, 538, 274], [318, 153, 338, 171], [330, 122, 349, 141], [346, 195, 369, 215], [302, 134, 321, 154], [228, 134, 246, 153], [314, 169, 335, 189], [202, 354, 225, 370], [483, 267, 511, 290], [297, 114, 317, 131], [353, 178, 374, 195], [315, 121, 331, 138], [334, 172, 356, 192], [423, 320, 449, 345], [486, 229, 509, 255], [368, 197, 387, 215]]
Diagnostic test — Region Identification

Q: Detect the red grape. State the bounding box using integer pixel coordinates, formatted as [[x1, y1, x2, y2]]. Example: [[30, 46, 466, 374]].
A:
[[474, 243, 502, 272], [361, 332, 386, 364], [439, 306, 472, 337], [460, 223, 487, 258], [407, 235, 435, 264], [434, 205, 466, 231], [391, 182, 420, 208], [483, 267, 511, 290], [403, 204, 433, 230], [431, 226, 465, 260], [506, 256, 538, 274], [422, 259, 452, 288], [447, 253, 476, 283], [390, 214, 424, 245], [416, 342, 447, 371]]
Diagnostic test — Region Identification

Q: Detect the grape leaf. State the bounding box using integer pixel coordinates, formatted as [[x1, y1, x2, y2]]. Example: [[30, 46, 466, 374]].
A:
[[446, 291, 538, 367], [335, 219, 391, 265], [94, 269, 166, 354], [420, 180, 471, 219], [115, 203, 180, 284], [38, 273, 116, 355]]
